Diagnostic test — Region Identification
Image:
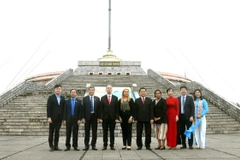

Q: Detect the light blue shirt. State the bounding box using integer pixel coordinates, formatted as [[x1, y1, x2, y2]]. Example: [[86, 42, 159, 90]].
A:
[[195, 98, 209, 117], [181, 95, 186, 114], [55, 94, 61, 105], [71, 98, 76, 116], [90, 96, 94, 113]]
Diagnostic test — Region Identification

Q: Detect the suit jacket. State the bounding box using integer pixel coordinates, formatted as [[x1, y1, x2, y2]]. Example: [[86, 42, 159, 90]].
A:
[[134, 97, 154, 122], [82, 95, 101, 121], [153, 98, 167, 124], [63, 98, 82, 122], [47, 94, 65, 120], [100, 94, 119, 120], [178, 95, 195, 119]]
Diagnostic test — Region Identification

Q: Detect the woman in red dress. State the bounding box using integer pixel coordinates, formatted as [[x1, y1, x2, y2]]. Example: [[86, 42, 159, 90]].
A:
[[166, 88, 179, 149]]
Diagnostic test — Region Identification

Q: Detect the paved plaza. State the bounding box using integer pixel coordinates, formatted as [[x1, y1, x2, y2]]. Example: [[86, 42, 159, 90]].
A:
[[0, 134, 239, 160]]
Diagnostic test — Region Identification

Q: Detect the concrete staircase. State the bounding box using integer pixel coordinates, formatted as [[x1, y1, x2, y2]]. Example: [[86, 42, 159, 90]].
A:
[[0, 75, 240, 136]]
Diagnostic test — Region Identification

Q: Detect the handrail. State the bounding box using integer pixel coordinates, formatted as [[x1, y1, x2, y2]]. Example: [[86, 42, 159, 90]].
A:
[[185, 81, 240, 121], [147, 69, 175, 89], [147, 69, 240, 122], [45, 68, 73, 89], [0, 81, 45, 107], [0, 68, 73, 107]]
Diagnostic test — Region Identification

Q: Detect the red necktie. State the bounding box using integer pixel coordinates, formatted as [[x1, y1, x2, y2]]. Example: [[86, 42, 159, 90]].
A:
[[108, 95, 111, 104], [142, 97, 145, 104]]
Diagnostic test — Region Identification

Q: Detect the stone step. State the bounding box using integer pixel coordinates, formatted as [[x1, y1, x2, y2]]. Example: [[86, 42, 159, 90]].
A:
[[6, 103, 47, 106], [206, 114, 233, 118], [1, 74, 239, 136], [0, 127, 234, 136], [207, 119, 239, 122], [207, 127, 240, 132], [207, 124, 240, 128]]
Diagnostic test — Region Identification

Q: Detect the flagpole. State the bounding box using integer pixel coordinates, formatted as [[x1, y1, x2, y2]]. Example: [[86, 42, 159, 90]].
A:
[[107, 0, 112, 52]]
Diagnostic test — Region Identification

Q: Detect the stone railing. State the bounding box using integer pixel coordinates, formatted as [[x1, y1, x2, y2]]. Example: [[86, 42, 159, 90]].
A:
[[45, 68, 73, 89], [147, 69, 175, 89], [0, 69, 73, 107], [185, 81, 240, 122], [0, 81, 46, 107], [147, 69, 240, 122]]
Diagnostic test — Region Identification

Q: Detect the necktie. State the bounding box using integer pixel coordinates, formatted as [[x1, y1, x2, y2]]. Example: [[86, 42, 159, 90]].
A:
[[71, 98, 75, 116], [182, 96, 185, 114], [90, 96, 94, 112], [142, 97, 145, 104], [108, 95, 111, 104]]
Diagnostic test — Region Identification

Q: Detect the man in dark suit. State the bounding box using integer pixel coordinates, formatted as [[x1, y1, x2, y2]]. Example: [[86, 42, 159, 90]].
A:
[[99, 85, 119, 150], [82, 87, 101, 150], [134, 87, 154, 150], [47, 84, 65, 151], [63, 89, 82, 151], [178, 86, 195, 149]]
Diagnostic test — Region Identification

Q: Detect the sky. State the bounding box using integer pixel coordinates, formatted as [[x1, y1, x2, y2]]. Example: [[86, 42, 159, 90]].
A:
[[0, 0, 240, 103]]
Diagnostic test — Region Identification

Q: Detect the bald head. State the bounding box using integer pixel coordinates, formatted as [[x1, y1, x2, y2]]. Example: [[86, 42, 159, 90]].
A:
[[106, 85, 112, 94]]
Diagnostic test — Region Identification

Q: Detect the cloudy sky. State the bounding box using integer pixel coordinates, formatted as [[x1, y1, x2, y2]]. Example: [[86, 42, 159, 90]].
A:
[[0, 0, 240, 103]]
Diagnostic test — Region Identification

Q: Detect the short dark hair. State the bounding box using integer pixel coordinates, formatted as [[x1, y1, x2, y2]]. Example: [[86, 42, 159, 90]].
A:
[[54, 84, 62, 89], [70, 89, 77, 93], [154, 89, 162, 97], [88, 86, 95, 90], [180, 86, 187, 90], [139, 87, 147, 92], [166, 88, 173, 93], [193, 89, 203, 100]]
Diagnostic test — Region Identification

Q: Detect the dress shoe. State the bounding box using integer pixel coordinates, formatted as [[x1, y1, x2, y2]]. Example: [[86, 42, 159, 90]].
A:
[[49, 145, 54, 151], [83, 147, 89, 151], [54, 147, 62, 151], [189, 146, 193, 149], [180, 145, 187, 149], [64, 147, 70, 151], [122, 146, 126, 150], [127, 146, 131, 150], [137, 147, 142, 150], [146, 147, 152, 150], [160, 147, 165, 150], [102, 146, 107, 150], [92, 147, 98, 150], [110, 146, 116, 150], [155, 147, 160, 150], [74, 147, 80, 151]]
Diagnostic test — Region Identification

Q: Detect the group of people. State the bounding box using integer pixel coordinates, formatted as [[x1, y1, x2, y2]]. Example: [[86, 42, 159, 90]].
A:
[[46, 84, 208, 151]]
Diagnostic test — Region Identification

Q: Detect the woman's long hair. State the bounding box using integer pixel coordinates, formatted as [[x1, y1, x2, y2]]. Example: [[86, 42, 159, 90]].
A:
[[121, 88, 131, 103]]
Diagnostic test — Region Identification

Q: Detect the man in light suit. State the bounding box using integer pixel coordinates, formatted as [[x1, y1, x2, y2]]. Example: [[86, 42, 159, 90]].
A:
[[82, 87, 101, 150], [99, 85, 119, 150], [178, 86, 195, 149], [63, 89, 82, 151], [47, 84, 65, 151]]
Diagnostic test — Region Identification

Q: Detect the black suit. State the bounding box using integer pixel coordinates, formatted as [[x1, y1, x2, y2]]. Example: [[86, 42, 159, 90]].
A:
[[63, 98, 82, 148], [178, 95, 195, 147], [153, 98, 167, 124], [82, 95, 101, 148], [134, 97, 154, 148], [47, 94, 65, 148], [100, 94, 119, 147]]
